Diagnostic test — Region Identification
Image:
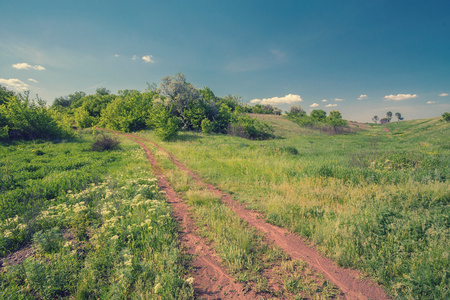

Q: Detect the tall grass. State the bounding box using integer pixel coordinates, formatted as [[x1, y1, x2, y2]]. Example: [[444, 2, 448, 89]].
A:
[[139, 117, 450, 299]]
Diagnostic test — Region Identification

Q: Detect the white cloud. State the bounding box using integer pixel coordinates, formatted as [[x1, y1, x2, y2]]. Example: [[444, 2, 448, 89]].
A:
[[321, 99, 327, 102], [334, 98, 344, 101], [325, 104, 337, 107], [310, 103, 319, 108], [132, 55, 138, 61], [27, 78, 38, 83], [0, 78, 29, 91], [427, 101, 436, 104], [358, 94, 368, 100], [114, 54, 120, 57], [142, 55, 154, 63], [12, 62, 45, 70], [384, 93, 417, 101], [250, 94, 302, 105], [439, 93, 448, 97]]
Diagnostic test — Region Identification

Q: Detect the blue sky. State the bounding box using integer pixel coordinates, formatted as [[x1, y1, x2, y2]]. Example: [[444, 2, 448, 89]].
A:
[[1, 0, 449, 122]]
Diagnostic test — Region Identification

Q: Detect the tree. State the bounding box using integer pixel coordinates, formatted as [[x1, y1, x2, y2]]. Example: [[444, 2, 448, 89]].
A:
[[96, 87, 111, 96], [372, 115, 379, 124], [386, 111, 393, 122], [310, 109, 327, 122], [326, 110, 347, 129], [287, 105, 306, 117], [395, 112, 404, 121]]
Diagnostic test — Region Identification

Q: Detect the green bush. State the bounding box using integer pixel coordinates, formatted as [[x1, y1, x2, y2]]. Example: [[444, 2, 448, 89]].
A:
[[227, 114, 274, 140], [0, 94, 73, 141], [442, 112, 450, 122], [201, 118, 213, 134], [33, 227, 63, 253]]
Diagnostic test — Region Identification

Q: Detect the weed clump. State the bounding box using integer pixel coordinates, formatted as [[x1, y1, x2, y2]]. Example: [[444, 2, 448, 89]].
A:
[[92, 134, 120, 151]]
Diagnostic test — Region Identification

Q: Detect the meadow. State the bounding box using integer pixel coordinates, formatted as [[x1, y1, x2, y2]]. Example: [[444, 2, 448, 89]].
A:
[[0, 132, 193, 299], [138, 116, 450, 299]]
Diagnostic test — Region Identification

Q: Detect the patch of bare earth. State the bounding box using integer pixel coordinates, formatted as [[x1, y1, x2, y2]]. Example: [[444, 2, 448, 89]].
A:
[[0, 244, 34, 271]]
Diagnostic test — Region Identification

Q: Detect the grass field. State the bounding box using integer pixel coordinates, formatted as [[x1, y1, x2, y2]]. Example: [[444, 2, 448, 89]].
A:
[[139, 116, 449, 299], [0, 133, 193, 299], [1, 116, 448, 299]]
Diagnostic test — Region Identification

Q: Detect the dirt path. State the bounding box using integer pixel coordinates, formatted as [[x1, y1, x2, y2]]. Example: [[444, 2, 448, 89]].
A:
[[102, 129, 389, 299], [114, 134, 259, 299]]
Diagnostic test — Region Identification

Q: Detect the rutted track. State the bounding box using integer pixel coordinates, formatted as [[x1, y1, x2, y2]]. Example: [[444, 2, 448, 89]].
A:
[[114, 133, 259, 299], [102, 129, 389, 299]]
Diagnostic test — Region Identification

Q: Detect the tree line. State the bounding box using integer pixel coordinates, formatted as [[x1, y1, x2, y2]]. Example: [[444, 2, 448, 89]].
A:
[[0, 74, 275, 141], [372, 111, 404, 124]]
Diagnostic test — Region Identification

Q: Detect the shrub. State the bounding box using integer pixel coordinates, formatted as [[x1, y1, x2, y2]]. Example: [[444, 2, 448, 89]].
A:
[[33, 227, 63, 253], [442, 112, 450, 122], [227, 115, 274, 140], [92, 134, 120, 151], [201, 118, 213, 134]]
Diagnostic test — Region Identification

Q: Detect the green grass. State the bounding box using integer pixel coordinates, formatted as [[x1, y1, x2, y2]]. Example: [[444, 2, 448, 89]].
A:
[[138, 117, 450, 299], [0, 133, 193, 299]]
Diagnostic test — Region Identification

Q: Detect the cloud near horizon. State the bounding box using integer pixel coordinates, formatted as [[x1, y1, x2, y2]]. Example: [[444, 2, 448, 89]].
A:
[[310, 103, 319, 108], [250, 94, 302, 105], [427, 101, 436, 104], [325, 103, 337, 107], [439, 93, 448, 97], [384, 93, 418, 101], [0, 78, 29, 91], [358, 94, 368, 100], [334, 98, 343, 101], [28, 78, 38, 83], [12, 63, 45, 70]]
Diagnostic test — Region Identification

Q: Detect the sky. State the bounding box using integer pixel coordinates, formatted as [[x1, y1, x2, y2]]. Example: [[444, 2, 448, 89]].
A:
[[1, 0, 449, 122]]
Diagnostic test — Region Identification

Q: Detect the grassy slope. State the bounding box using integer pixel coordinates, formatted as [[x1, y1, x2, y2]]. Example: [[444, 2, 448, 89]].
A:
[[144, 116, 449, 299]]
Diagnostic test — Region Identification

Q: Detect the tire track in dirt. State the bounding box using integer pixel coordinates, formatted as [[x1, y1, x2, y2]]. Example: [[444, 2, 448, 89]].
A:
[[126, 133, 390, 300], [100, 130, 258, 299]]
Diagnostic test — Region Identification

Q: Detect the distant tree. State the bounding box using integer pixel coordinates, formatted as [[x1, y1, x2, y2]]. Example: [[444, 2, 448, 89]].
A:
[[442, 112, 450, 122], [372, 115, 379, 124], [158, 73, 201, 127], [310, 109, 327, 122], [386, 111, 393, 121], [395, 112, 404, 121], [96, 87, 111, 96], [287, 105, 306, 117]]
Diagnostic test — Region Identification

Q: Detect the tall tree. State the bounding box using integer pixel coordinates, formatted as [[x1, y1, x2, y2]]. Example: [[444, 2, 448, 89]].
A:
[[395, 112, 404, 121], [372, 115, 379, 124]]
